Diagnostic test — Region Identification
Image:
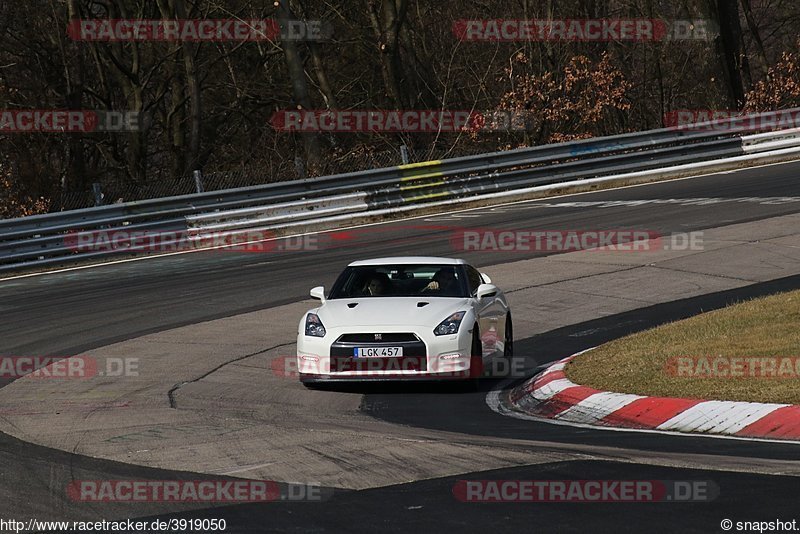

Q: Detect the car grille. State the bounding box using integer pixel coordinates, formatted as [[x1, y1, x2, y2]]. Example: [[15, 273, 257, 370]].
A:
[[330, 333, 427, 372], [336, 333, 420, 343]]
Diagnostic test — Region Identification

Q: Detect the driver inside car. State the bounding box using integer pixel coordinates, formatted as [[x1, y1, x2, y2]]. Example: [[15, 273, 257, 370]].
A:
[[362, 273, 391, 296]]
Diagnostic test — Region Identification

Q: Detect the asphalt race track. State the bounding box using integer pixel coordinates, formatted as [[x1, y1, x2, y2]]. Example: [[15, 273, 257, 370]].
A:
[[3, 161, 800, 533]]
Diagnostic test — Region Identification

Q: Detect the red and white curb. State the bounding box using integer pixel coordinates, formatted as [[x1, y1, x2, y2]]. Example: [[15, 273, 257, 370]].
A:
[[493, 350, 800, 442]]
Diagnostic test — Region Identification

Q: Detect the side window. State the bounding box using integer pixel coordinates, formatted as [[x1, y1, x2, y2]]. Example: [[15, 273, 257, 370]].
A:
[[466, 266, 482, 295]]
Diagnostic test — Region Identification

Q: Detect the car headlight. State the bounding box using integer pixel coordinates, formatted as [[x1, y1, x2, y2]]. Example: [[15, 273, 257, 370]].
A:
[[434, 311, 466, 336], [305, 313, 326, 337]]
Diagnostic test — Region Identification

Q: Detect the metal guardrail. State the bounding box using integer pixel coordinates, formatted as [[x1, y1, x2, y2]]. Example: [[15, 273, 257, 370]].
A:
[[2, 110, 800, 273]]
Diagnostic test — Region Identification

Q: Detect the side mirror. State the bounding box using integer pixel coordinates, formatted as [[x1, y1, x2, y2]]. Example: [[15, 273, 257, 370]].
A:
[[310, 286, 326, 303], [480, 272, 492, 284], [476, 283, 498, 300]]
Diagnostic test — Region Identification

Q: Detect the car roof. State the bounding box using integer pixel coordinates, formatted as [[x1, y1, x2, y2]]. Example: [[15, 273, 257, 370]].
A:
[[348, 256, 467, 267]]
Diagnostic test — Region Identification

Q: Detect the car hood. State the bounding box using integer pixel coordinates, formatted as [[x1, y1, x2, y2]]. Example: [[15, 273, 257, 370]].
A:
[[316, 297, 471, 328]]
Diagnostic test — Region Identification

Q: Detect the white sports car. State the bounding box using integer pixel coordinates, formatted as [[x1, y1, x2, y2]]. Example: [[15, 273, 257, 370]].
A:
[[296, 257, 512, 384]]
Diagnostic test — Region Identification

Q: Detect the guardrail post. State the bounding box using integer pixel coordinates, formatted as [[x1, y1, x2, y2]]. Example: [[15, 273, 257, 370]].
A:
[[193, 169, 204, 193], [92, 183, 104, 207], [294, 156, 307, 179], [400, 144, 410, 165]]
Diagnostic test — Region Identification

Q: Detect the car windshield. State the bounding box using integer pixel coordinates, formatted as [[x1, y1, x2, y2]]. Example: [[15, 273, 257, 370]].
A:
[[329, 264, 469, 298]]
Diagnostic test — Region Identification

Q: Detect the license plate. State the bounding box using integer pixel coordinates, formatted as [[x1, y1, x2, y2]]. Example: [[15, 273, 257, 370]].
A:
[[354, 346, 403, 358]]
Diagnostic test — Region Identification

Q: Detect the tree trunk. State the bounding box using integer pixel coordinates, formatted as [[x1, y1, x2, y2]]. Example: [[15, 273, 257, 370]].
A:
[[368, 0, 408, 109], [740, 0, 769, 82], [63, 0, 88, 193], [158, 0, 202, 174], [308, 42, 338, 109], [167, 56, 188, 178], [276, 0, 322, 172], [715, 0, 750, 109], [292, 0, 337, 109]]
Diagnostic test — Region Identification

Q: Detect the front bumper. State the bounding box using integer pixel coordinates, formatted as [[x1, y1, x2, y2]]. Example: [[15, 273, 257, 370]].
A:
[[296, 325, 474, 380], [299, 372, 469, 383]]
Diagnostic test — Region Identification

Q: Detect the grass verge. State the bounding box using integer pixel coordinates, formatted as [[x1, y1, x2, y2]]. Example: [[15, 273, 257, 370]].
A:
[[566, 289, 800, 404]]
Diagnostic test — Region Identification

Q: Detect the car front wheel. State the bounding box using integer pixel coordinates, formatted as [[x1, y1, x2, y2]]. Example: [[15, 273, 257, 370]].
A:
[[504, 313, 513, 359], [468, 327, 484, 381]]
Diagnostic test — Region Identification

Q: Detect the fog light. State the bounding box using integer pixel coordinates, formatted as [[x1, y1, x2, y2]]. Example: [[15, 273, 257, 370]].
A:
[[441, 353, 462, 360], [300, 355, 319, 362]]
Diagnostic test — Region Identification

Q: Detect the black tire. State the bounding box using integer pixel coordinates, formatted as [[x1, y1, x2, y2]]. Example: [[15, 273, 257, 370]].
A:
[[504, 313, 514, 360], [300, 375, 324, 390], [458, 327, 483, 392], [470, 327, 484, 378]]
